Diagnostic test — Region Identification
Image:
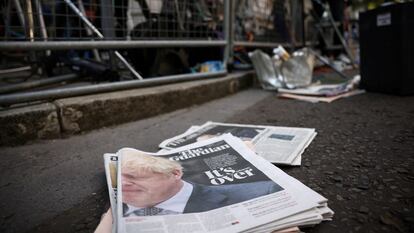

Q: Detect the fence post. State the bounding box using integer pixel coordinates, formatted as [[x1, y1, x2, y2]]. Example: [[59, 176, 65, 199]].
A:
[[223, 0, 233, 69]]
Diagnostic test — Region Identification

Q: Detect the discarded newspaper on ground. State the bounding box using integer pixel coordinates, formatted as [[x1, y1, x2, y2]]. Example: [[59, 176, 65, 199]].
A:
[[277, 75, 365, 103], [159, 122, 316, 166], [103, 134, 333, 233], [249, 47, 364, 103]]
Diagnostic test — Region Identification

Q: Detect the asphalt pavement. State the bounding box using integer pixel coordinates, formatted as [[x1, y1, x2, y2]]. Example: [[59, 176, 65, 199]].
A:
[[229, 91, 414, 233], [0, 88, 272, 233], [1, 87, 414, 233]]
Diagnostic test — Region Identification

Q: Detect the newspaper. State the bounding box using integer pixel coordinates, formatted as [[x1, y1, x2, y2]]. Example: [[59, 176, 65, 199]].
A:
[[103, 153, 303, 233], [278, 83, 351, 96], [278, 89, 365, 103], [158, 122, 316, 165], [277, 75, 361, 97], [102, 153, 305, 233], [116, 134, 332, 233], [103, 153, 118, 233]]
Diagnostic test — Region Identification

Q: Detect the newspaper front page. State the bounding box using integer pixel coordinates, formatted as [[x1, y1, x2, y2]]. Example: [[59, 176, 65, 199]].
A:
[[116, 134, 327, 233], [103, 154, 306, 233], [158, 122, 316, 164]]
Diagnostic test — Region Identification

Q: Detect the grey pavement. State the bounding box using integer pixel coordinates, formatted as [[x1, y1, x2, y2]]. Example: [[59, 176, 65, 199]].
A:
[[0, 88, 272, 233], [2, 76, 414, 233]]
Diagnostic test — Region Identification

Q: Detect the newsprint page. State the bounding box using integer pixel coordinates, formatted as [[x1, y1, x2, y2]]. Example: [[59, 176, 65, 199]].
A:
[[159, 122, 316, 165], [103, 153, 118, 232], [114, 134, 331, 233]]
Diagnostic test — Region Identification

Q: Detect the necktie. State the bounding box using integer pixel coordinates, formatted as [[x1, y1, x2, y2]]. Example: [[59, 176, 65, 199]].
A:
[[142, 207, 163, 215], [127, 207, 179, 216]]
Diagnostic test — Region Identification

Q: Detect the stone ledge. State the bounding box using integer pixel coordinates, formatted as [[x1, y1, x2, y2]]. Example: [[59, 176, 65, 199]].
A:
[[55, 71, 253, 134], [0, 71, 254, 146], [0, 103, 61, 146]]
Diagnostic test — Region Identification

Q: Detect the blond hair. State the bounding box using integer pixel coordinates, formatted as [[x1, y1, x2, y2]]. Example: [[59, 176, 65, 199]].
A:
[[120, 148, 182, 174]]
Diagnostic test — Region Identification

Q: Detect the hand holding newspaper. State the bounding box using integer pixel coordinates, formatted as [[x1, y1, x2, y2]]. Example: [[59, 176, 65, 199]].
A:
[[102, 134, 332, 233]]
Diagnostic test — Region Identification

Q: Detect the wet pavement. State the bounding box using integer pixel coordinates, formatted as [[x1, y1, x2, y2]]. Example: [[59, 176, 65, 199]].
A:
[[2, 87, 414, 233]]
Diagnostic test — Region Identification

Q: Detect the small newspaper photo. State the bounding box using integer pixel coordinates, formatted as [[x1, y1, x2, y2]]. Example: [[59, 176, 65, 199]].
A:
[[116, 134, 331, 233], [158, 122, 316, 165]]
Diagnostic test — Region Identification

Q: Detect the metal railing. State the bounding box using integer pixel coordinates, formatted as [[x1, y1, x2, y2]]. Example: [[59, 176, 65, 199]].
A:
[[0, 0, 303, 105]]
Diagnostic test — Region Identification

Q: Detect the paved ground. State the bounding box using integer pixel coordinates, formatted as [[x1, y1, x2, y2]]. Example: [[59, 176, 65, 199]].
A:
[[2, 87, 414, 233], [0, 88, 272, 233], [228, 92, 414, 233]]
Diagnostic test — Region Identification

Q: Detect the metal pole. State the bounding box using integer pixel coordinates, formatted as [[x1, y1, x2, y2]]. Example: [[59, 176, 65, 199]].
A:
[[290, 0, 298, 47], [34, 0, 51, 56], [174, 0, 185, 31], [26, 0, 34, 41], [100, 0, 116, 39], [62, 0, 143, 80], [0, 66, 32, 75], [100, 0, 116, 68], [13, 0, 26, 31], [0, 40, 227, 50], [325, 3, 356, 66], [25, 0, 38, 69], [233, 41, 293, 48], [0, 73, 80, 94], [301, 0, 306, 47], [77, 0, 101, 61], [0, 71, 227, 106], [5, 0, 12, 39], [309, 50, 350, 79], [223, 0, 231, 69]]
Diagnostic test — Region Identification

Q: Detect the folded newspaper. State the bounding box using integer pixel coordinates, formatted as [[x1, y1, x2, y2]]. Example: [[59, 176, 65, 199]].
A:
[[277, 75, 364, 103], [158, 122, 316, 166], [102, 134, 333, 233]]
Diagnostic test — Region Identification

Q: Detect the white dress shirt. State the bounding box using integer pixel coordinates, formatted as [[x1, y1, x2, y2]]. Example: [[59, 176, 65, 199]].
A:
[[124, 180, 193, 216]]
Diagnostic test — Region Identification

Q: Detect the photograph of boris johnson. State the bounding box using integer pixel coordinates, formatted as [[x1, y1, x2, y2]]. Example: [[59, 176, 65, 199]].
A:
[[121, 140, 283, 217]]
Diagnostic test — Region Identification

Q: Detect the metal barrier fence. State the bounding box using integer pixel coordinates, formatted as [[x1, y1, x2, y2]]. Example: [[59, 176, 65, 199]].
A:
[[0, 0, 304, 48], [1, 0, 225, 40], [0, 0, 303, 105], [0, 0, 227, 48]]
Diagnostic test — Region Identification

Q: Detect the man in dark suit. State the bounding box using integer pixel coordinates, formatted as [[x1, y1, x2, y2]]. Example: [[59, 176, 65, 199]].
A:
[[120, 148, 282, 217], [183, 181, 283, 213]]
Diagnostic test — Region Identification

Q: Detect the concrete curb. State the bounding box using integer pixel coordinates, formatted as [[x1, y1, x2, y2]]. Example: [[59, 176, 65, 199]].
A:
[[0, 103, 61, 146], [0, 71, 254, 146]]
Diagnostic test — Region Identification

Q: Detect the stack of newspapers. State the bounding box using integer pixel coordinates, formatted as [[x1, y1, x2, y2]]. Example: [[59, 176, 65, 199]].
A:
[[102, 126, 333, 233], [159, 122, 317, 165]]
